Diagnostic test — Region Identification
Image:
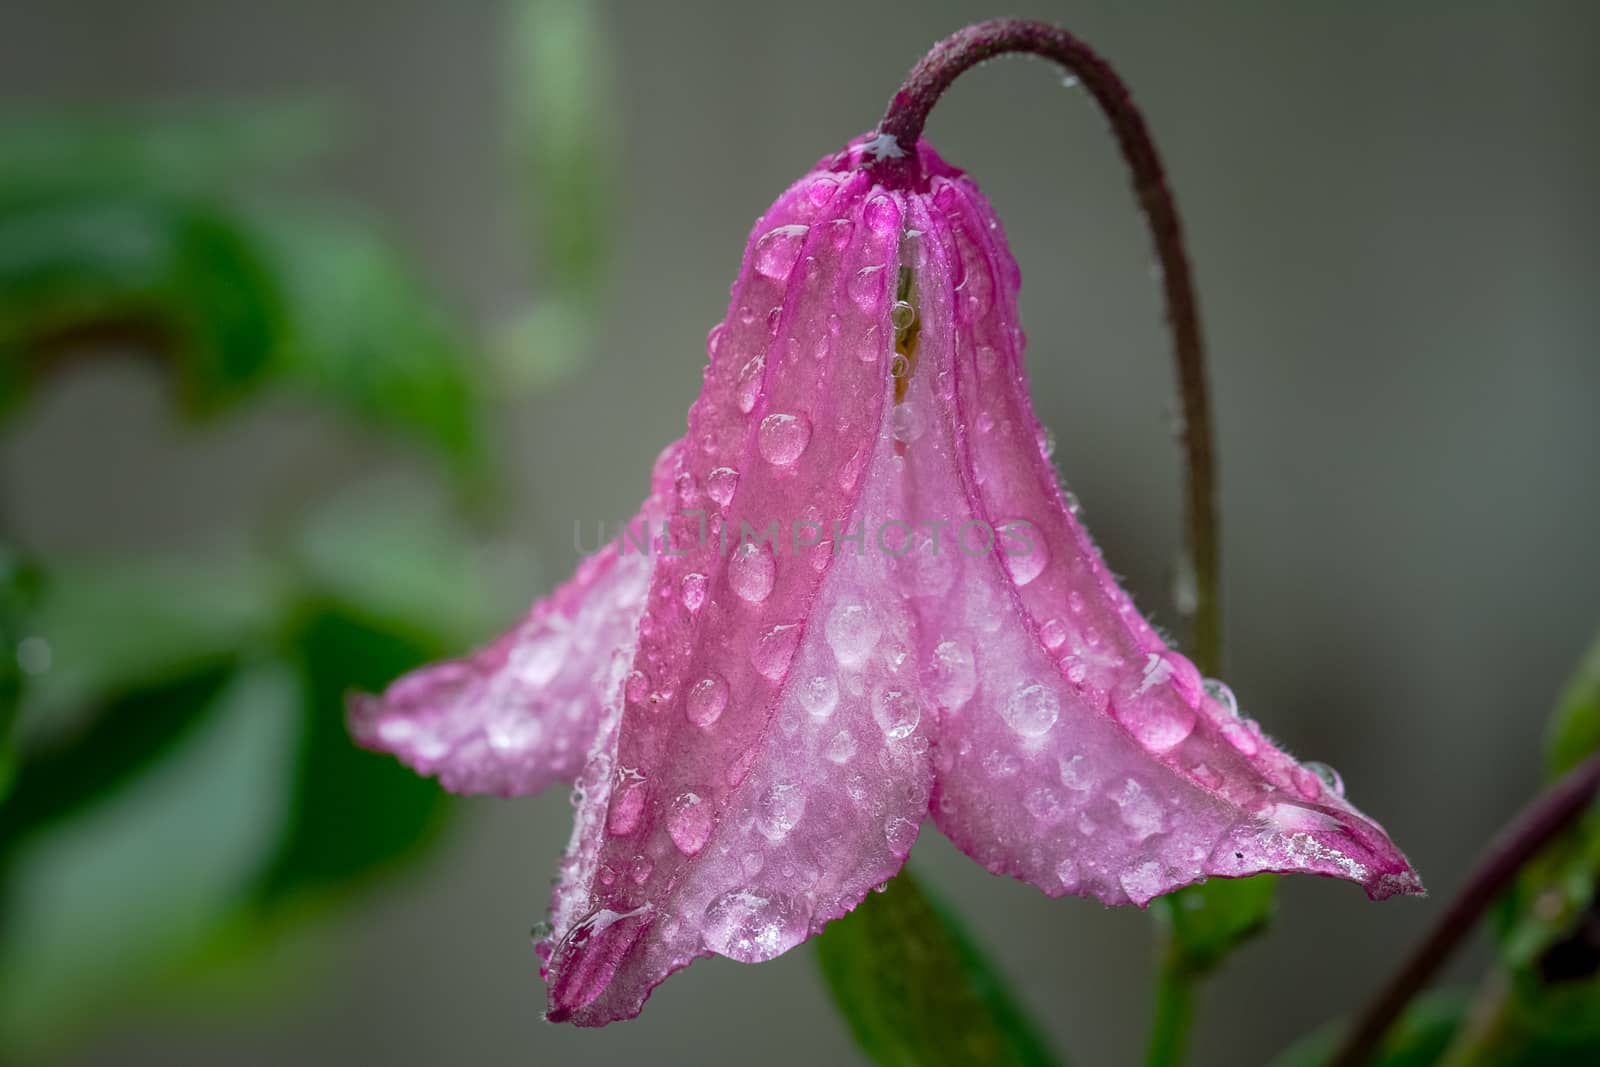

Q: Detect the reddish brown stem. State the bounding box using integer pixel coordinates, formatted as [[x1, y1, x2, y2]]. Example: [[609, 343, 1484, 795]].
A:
[[871, 18, 1220, 675], [1328, 753, 1600, 1067]]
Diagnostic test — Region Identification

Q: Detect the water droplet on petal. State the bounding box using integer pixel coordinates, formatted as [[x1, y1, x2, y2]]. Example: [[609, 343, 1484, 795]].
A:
[[871, 685, 921, 740], [1000, 520, 1048, 586], [758, 413, 812, 465], [864, 194, 899, 234], [1039, 618, 1068, 651], [1203, 677, 1239, 717], [702, 889, 809, 963], [707, 466, 740, 507], [884, 815, 919, 856], [752, 623, 801, 680], [826, 729, 857, 764], [928, 640, 976, 710], [1311, 760, 1345, 796], [849, 265, 887, 311], [753, 224, 808, 281], [1003, 682, 1059, 738], [1111, 667, 1196, 752], [890, 300, 916, 330], [680, 572, 708, 611], [668, 791, 713, 855], [755, 782, 806, 841], [824, 603, 880, 668], [890, 402, 923, 441], [687, 674, 729, 728], [807, 177, 838, 207], [1059, 753, 1095, 791], [729, 541, 776, 602], [799, 674, 839, 719]]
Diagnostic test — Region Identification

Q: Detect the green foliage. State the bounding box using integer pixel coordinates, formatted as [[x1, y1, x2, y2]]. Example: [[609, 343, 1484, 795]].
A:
[[1486, 631, 1600, 1053], [0, 486, 503, 1055], [0, 110, 485, 488], [1155, 874, 1278, 977], [815, 872, 1061, 1067], [1269, 991, 1468, 1067]]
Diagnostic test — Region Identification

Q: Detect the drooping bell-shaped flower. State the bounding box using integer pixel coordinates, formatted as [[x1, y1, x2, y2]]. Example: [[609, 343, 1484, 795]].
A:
[[353, 54, 1419, 1024]]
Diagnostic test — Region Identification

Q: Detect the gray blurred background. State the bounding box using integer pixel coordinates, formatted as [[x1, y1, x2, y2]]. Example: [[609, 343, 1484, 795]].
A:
[[2, 1, 1596, 1064]]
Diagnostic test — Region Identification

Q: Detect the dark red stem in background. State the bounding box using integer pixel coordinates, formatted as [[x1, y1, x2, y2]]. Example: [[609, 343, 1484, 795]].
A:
[[1329, 753, 1600, 1067], [870, 18, 1221, 674]]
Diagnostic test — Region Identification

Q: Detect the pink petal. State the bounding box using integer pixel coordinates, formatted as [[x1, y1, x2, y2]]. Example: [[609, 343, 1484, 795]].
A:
[[912, 163, 1421, 906], [349, 443, 681, 797], [542, 167, 936, 1025]]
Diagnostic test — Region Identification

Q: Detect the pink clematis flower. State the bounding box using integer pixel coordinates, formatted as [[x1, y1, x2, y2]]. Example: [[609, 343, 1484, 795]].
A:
[[352, 131, 1420, 1025]]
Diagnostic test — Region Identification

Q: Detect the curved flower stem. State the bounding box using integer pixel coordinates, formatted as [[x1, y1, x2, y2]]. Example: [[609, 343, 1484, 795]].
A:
[[874, 22, 1222, 1067], [872, 17, 1221, 676], [1328, 752, 1600, 1067]]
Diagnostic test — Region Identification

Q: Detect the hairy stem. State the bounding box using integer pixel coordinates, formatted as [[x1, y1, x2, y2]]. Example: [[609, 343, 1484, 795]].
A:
[[872, 17, 1221, 676], [1328, 752, 1600, 1067]]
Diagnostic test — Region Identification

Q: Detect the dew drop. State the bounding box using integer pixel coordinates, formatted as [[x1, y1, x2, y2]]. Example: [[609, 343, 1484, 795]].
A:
[[807, 177, 838, 207], [1039, 617, 1068, 651], [799, 673, 839, 719], [864, 194, 899, 234], [890, 300, 916, 330], [890, 401, 922, 441], [758, 412, 812, 466], [1059, 753, 1095, 791], [707, 466, 740, 507], [884, 815, 919, 857], [728, 541, 776, 602], [756, 781, 806, 841], [1000, 520, 1048, 586], [753, 224, 808, 281], [1111, 669, 1197, 752], [1202, 677, 1239, 717], [849, 265, 887, 311], [1024, 786, 1065, 824], [889, 353, 910, 378], [735, 354, 765, 413], [1003, 681, 1060, 738], [928, 640, 977, 710], [826, 729, 857, 764], [668, 791, 713, 855], [1222, 720, 1260, 756], [702, 889, 809, 963], [680, 572, 708, 612], [824, 603, 880, 668], [752, 623, 801, 680], [686, 674, 729, 728], [871, 685, 921, 740], [1308, 760, 1345, 796]]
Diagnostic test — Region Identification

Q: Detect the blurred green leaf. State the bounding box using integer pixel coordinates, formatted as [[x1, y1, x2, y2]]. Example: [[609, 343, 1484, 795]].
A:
[[0, 545, 43, 801], [0, 662, 237, 852], [1545, 633, 1600, 780], [1155, 875, 1278, 976], [1490, 630, 1600, 1051], [13, 555, 283, 735], [0, 103, 331, 196], [1269, 990, 1467, 1067], [244, 202, 488, 492], [0, 186, 284, 416], [816, 872, 1061, 1067], [254, 604, 452, 906], [491, 0, 621, 395], [507, 0, 616, 299], [0, 664, 301, 1052]]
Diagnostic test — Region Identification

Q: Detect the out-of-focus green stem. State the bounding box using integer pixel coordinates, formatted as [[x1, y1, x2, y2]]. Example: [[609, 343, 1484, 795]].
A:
[[1144, 939, 1196, 1067]]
